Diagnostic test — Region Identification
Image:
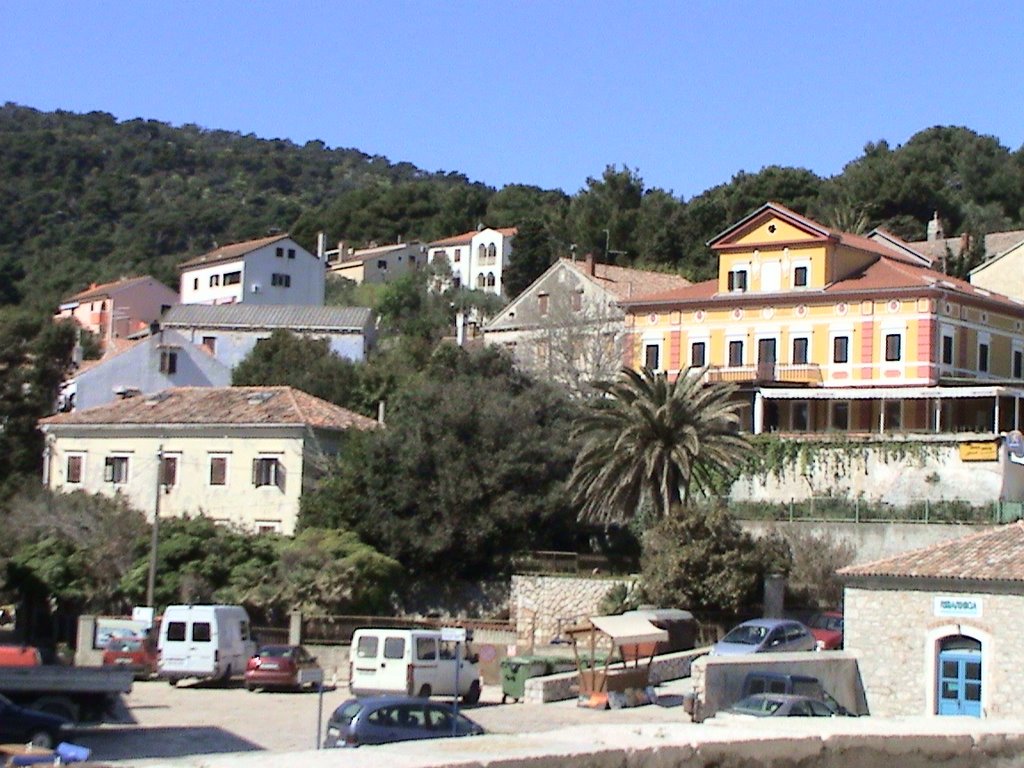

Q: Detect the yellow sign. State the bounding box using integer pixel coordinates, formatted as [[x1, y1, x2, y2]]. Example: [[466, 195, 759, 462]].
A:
[[959, 442, 998, 462]]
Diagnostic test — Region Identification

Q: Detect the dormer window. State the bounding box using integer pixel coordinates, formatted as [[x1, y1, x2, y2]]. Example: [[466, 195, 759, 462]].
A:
[[728, 269, 748, 292], [793, 265, 808, 287]]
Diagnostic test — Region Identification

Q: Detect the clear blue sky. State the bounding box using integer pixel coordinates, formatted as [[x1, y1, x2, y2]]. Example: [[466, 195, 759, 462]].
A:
[[4, 1, 1024, 199]]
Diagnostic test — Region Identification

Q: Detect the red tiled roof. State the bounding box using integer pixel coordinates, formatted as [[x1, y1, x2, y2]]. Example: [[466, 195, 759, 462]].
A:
[[617, 278, 719, 305], [839, 522, 1024, 582], [178, 234, 292, 270], [39, 386, 378, 432], [564, 259, 691, 300], [63, 276, 157, 303], [428, 227, 517, 248]]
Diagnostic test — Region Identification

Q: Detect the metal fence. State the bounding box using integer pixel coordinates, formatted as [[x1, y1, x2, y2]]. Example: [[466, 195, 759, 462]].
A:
[[719, 497, 1024, 525]]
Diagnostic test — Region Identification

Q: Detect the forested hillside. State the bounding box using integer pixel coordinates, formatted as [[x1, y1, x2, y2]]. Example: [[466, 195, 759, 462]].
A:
[[3, 101, 1024, 312]]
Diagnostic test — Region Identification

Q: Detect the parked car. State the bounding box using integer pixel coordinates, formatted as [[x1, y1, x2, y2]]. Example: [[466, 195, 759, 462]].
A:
[[807, 611, 844, 650], [102, 634, 158, 679], [710, 619, 816, 656], [244, 644, 324, 692], [0, 692, 72, 748], [323, 695, 485, 748], [721, 692, 838, 718]]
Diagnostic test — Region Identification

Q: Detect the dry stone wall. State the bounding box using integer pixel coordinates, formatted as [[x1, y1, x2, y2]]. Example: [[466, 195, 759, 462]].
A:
[[510, 574, 633, 650]]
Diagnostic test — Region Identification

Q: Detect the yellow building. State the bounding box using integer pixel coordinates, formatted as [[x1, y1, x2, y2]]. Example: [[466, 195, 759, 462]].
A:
[[621, 203, 1024, 435]]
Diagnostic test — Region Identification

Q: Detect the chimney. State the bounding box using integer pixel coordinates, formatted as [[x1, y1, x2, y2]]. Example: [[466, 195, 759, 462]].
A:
[[476, 222, 485, 232], [584, 252, 595, 276], [960, 232, 970, 255], [927, 211, 944, 242], [316, 231, 326, 259]]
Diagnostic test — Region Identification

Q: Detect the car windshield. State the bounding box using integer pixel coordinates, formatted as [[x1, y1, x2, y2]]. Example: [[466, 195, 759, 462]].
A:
[[331, 699, 364, 725], [731, 695, 784, 715], [809, 615, 842, 631], [722, 625, 769, 645]]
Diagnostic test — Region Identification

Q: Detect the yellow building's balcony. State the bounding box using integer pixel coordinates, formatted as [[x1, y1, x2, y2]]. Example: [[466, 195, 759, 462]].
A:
[[704, 362, 822, 385]]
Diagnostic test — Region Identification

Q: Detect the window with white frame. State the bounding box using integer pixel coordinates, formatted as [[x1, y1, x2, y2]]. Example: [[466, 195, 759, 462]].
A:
[[792, 262, 810, 288], [209, 274, 220, 287], [833, 335, 850, 364], [66, 454, 85, 484], [252, 457, 285, 490], [691, 341, 706, 367], [727, 268, 748, 292], [104, 455, 129, 484], [209, 455, 228, 486], [792, 336, 809, 365], [160, 455, 178, 487], [728, 339, 744, 367], [644, 343, 661, 371], [884, 333, 902, 362]]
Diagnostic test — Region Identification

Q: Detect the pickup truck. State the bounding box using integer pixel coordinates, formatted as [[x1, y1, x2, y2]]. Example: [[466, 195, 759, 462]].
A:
[[0, 664, 134, 723]]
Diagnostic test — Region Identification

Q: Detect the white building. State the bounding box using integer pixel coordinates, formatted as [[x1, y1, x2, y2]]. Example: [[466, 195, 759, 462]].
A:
[[427, 227, 516, 296], [39, 386, 377, 535], [178, 234, 325, 307]]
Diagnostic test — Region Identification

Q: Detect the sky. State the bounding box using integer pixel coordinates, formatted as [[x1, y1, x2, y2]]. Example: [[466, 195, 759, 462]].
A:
[[4, 1, 1024, 199]]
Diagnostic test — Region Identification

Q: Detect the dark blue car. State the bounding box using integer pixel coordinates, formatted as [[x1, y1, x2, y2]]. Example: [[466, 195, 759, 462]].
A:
[[0, 693, 72, 748], [323, 695, 485, 748]]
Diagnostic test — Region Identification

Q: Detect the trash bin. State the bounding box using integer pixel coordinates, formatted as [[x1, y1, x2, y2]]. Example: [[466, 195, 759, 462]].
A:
[[500, 656, 560, 703]]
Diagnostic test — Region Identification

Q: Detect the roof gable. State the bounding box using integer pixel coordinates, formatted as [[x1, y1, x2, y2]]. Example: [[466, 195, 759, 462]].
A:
[[63, 275, 167, 304], [840, 522, 1024, 583], [178, 234, 298, 271], [709, 202, 831, 251]]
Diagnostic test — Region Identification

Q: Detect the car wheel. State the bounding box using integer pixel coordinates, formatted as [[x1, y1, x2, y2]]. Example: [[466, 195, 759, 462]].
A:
[[168, 678, 178, 687], [417, 684, 432, 698], [28, 730, 55, 750], [462, 680, 481, 705], [245, 683, 256, 692]]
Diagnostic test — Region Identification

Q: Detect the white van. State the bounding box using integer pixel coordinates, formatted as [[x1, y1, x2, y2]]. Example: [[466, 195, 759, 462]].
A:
[[157, 604, 256, 685], [349, 628, 481, 704]]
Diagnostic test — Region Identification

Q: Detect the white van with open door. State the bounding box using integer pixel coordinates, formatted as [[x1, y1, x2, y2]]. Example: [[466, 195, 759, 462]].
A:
[[349, 628, 481, 704], [157, 604, 256, 685]]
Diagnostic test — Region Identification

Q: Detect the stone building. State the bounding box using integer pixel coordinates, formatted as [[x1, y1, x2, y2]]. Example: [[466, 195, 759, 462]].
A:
[[840, 522, 1024, 718]]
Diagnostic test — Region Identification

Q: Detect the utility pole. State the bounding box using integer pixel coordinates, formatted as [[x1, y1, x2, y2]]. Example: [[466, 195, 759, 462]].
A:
[[146, 445, 164, 607]]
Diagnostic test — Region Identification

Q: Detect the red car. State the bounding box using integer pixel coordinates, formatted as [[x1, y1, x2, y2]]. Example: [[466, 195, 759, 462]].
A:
[[245, 645, 324, 692], [102, 634, 158, 678], [807, 611, 844, 650]]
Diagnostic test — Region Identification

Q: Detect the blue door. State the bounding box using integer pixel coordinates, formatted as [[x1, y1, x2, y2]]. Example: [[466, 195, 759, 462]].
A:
[[937, 648, 982, 717]]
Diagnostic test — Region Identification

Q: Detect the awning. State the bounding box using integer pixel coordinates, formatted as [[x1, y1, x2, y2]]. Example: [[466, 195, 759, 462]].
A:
[[588, 614, 669, 645]]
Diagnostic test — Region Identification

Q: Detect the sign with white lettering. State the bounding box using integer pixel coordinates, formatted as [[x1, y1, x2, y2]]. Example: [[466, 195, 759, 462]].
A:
[[933, 595, 982, 618]]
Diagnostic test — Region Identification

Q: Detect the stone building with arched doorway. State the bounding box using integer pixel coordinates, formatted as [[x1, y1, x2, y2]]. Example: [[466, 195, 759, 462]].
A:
[[840, 522, 1024, 717]]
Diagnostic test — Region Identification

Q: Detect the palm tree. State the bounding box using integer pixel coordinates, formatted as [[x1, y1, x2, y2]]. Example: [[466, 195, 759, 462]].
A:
[[569, 366, 750, 524]]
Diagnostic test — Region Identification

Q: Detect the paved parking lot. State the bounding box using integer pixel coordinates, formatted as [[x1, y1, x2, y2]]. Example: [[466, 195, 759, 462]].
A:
[[73, 678, 694, 763]]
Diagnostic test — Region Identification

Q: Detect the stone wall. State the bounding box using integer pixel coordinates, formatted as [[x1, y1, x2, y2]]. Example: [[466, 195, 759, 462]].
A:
[[510, 574, 633, 650], [845, 586, 1024, 717]]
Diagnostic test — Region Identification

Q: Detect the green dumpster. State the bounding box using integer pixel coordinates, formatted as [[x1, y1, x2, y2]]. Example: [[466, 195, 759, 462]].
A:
[[500, 656, 574, 703]]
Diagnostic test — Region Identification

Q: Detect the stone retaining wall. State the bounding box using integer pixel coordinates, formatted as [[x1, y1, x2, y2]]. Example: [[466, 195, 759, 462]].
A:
[[510, 574, 633, 650]]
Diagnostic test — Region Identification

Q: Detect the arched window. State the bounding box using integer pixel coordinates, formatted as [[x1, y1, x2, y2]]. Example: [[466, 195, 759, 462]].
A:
[[487, 243, 496, 262], [478, 244, 487, 263], [486, 272, 496, 287], [476, 273, 485, 289]]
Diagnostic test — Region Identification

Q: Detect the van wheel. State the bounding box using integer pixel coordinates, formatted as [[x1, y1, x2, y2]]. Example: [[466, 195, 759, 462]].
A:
[[416, 684, 432, 698], [462, 680, 481, 705], [168, 678, 178, 687]]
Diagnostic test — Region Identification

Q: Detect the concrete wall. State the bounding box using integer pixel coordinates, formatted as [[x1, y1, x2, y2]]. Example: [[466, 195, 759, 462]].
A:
[[845, 585, 1024, 718], [510, 575, 632, 651]]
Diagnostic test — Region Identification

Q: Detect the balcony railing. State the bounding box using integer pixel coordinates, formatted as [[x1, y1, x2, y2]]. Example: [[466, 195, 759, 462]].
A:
[[704, 362, 822, 385]]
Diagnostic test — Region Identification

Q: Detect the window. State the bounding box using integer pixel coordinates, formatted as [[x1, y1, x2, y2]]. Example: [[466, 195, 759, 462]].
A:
[[793, 265, 808, 287], [942, 335, 954, 365], [884, 333, 902, 362], [571, 291, 583, 312], [209, 456, 227, 486], [160, 456, 177, 487], [833, 336, 850, 364], [979, 342, 990, 373], [193, 278, 199, 290], [475, 273, 485, 289], [209, 274, 220, 287], [728, 340, 744, 367], [884, 400, 902, 430], [691, 341, 706, 367], [486, 272, 495, 288], [487, 243, 497, 261], [1014, 350, 1023, 379], [104, 456, 129, 484], [202, 336, 216, 354], [538, 293, 549, 316], [478, 244, 486, 262], [356, 636, 378, 659], [453, 248, 461, 263], [383, 638, 405, 659], [728, 269, 748, 292], [792, 337, 809, 365], [287, 248, 295, 259], [223, 271, 241, 286], [416, 637, 437, 660], [644, 344, 660, 370], [271, 273, 291, 287], [66, 454, 83, 484], [831, 402, 850, 430], [256, 521, 281, 534], [159, 349, 178, 374], [275, 247, 284, 258], [192, 622, 211, 642], [167, 622, 186, 642], [792, 401, 809, 431], [377, 259, 388, 270], [252, 457, 285, 490]]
